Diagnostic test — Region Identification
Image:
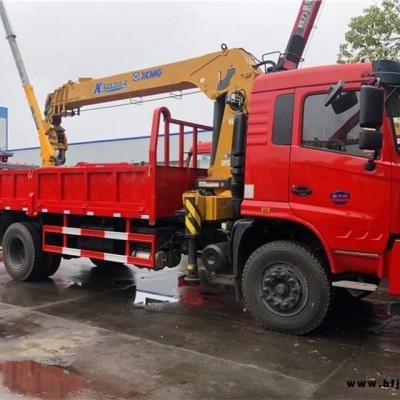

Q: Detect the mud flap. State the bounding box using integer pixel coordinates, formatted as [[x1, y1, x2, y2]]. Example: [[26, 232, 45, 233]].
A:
[[230, 219, 254, 300]]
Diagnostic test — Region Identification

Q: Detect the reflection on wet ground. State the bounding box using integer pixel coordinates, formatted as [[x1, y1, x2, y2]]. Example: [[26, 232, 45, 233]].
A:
[[0, 259, 398, 332], [0, 258, 399, 399], [0, 361, 85, 399], [0, 261, 240, 314]]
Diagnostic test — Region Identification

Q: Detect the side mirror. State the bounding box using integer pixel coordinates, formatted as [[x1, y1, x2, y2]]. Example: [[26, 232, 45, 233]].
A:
[[359, 130, 383, 171], [359, 130, 383, 151], [324, 80, 358, 114], [360, 130, 383, 172], [359, 85, 384, 129], [324, 80, 345, 107], [359, 85, 385, 171], [331, 91, 358, 114]]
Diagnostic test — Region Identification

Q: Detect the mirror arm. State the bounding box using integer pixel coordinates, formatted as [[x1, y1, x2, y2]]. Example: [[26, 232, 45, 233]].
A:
[[364, 150, 380, 171]]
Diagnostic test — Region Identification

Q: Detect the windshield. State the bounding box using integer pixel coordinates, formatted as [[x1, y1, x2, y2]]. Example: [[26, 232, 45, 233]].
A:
[[385, 85, 400, 151], [187, 152, 211, 169]]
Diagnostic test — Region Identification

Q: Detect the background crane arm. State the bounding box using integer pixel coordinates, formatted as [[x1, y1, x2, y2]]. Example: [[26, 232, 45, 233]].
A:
[[0, 1, 66, 166]]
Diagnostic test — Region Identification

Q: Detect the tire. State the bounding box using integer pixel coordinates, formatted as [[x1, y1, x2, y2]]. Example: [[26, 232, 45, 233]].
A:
[[2, 222, 43, 282], [90, 258, 122, 268], [43, 253, 62, 277], [28, 224, 62, 280], [35, 252, 62, 279], [242, 240, 332, 335]]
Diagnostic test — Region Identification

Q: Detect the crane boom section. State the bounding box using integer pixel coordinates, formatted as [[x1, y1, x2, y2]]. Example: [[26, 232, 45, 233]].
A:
[[46, 47, 260, 114], [277, 0, 322, 70], [46, 47, 261, 179]]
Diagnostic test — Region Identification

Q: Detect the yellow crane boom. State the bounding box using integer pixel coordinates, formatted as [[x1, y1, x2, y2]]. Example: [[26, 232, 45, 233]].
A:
[[45, 45, 261, 179]]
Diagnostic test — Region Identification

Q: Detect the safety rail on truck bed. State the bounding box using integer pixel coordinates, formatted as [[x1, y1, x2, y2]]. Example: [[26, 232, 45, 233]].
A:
[[36, 108, 212, 268], [150, 106, 212, 169]]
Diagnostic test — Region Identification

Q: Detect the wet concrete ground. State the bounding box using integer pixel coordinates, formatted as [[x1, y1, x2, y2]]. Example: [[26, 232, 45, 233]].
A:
[[0, 258, 399, 400]]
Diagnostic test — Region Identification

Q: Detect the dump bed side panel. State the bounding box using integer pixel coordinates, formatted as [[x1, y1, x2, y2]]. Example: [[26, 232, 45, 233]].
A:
[[0, 164, 206, 220], [35, 164, 151, 219], [0, 170, 34, 211]]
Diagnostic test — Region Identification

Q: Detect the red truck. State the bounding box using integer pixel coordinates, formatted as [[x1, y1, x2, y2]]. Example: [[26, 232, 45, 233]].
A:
[[1, 1, 399, 335]]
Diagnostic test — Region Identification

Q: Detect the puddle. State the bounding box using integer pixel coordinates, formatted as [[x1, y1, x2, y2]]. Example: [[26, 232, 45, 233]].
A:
[[132, 271, 239, 314], [57, 263, 137, 292], [134, 290, 179, 305], [0, 360, 86, 399], [319, 292, 399, 339]]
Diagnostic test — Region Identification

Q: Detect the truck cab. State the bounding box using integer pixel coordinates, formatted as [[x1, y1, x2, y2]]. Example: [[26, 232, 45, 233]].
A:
[[235, 60, 400, 333]]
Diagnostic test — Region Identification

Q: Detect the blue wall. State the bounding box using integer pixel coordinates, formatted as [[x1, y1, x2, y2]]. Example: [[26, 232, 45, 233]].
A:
[[0, 107, 8, 150]]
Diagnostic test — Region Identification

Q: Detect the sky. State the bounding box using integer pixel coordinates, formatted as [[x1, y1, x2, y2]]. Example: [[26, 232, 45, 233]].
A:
[[0, 0, 375, 152]]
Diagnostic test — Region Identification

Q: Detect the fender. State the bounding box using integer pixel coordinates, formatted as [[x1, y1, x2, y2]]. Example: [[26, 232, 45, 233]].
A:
[[237, 200, 336, 272]]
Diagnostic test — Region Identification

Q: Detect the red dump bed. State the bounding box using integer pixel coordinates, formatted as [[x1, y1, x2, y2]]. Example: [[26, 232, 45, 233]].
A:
[[0, 163, 205, 220], [0, 107, 211, 222]]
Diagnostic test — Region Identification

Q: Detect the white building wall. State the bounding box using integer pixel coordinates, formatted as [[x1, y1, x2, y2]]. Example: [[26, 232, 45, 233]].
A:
[[8, 130, 212, 166]]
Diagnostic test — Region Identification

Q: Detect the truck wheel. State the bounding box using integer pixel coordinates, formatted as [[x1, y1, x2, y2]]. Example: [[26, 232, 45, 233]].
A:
[[90, 258, 122, 268], [41, 253, 62, 278], [28, 224, 61, 280], [2, 222, 43, 281], [242, 240, 332, 335]]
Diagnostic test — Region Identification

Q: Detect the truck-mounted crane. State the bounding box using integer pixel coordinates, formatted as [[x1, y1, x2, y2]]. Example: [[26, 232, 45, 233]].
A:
[[2, 1, 398, 336]]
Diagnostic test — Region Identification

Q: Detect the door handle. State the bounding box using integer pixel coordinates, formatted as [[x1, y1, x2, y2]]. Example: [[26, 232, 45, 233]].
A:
[[292, 186, 312, 196]]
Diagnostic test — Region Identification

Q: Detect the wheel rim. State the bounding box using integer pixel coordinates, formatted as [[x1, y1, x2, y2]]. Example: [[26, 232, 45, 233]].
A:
[[260, 263, 308, 317], [8, 237, 26, 270]]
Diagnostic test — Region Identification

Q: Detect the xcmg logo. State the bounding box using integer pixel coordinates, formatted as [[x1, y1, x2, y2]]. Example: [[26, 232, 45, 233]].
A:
[[133, 69, 162, 81]]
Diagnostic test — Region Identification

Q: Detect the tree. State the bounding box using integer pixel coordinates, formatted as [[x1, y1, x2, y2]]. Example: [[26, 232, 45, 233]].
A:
[[337, 0, 400, 63]]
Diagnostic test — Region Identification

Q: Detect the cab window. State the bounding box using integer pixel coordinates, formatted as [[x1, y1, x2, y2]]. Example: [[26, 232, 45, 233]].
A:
[[302, 91, 366, 157]]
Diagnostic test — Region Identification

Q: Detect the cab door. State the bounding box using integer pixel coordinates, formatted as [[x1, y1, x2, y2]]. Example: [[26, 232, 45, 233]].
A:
[[289, 87, 392, 274]]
